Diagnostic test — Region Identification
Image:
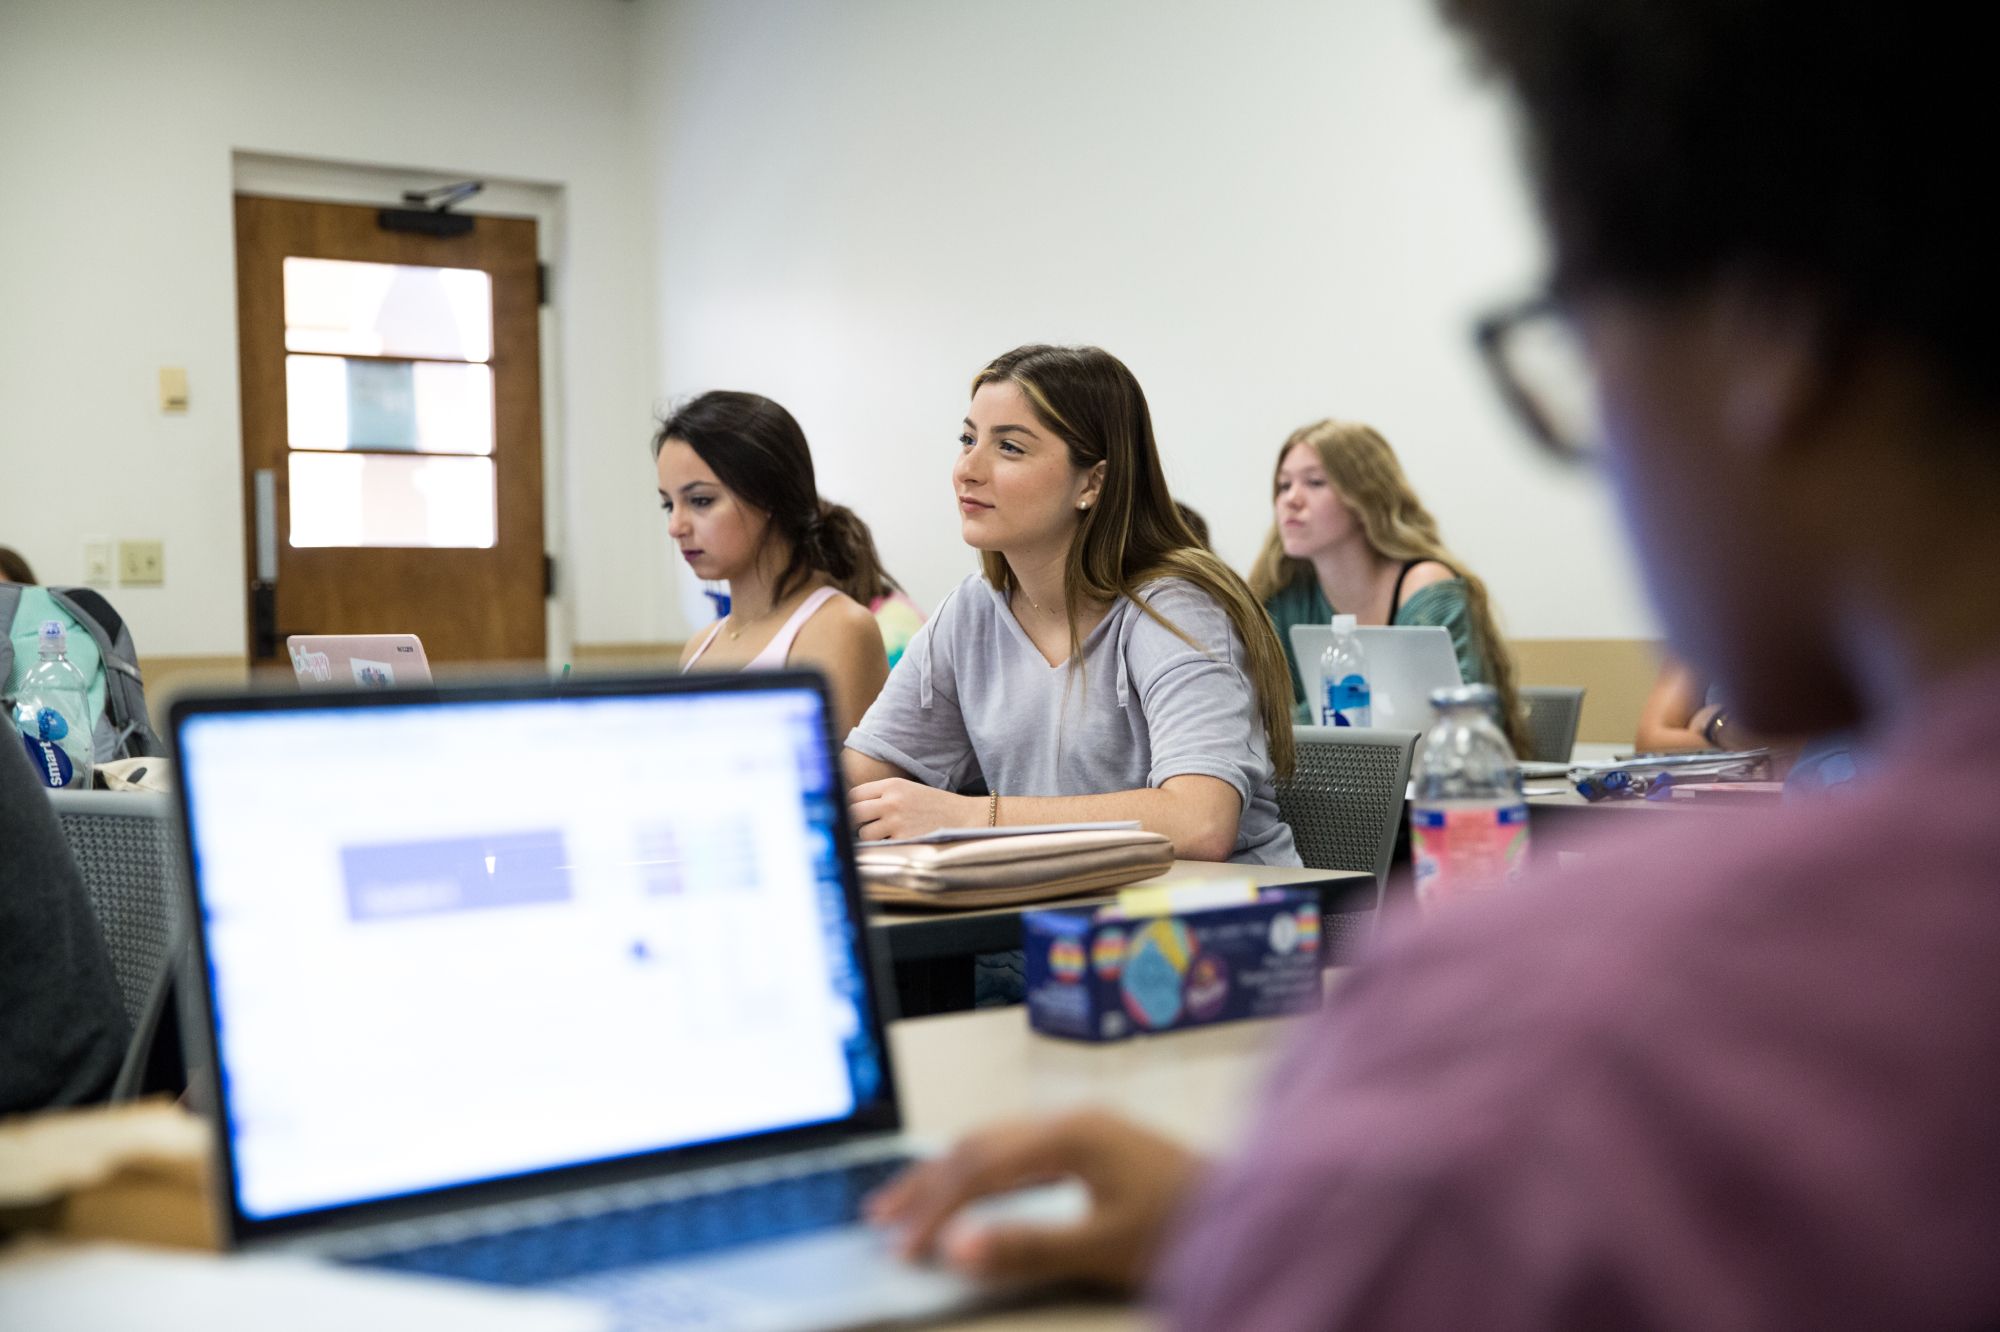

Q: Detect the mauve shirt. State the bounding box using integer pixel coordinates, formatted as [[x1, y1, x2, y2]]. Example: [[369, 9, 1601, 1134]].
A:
[[1157, 659, 2000, 1329]]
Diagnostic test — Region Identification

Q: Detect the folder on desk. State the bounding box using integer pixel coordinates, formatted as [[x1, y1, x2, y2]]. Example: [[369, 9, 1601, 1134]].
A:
[[858, 827, 1174, 909]]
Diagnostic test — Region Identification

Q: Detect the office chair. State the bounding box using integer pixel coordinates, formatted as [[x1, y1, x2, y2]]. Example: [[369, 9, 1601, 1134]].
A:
[[48, 789, 185, 1100], [1519, 685, 1587, 764], [1275, 726, 1419, 961]]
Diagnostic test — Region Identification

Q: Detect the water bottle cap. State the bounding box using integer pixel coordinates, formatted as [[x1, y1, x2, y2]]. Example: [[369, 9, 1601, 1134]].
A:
[[1330, 613, 1357, 632], [1429, 683, 1499, 710], [38, 619, 66, 654]]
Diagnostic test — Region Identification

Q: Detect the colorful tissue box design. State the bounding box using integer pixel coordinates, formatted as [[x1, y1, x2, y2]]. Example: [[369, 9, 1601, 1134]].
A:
[[1023, 886, 1322, 1042]]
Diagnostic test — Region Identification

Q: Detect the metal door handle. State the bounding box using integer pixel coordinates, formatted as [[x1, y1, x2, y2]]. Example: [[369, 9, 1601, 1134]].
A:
[[253, 469, 278, 582], [252, 469, 279, 659]]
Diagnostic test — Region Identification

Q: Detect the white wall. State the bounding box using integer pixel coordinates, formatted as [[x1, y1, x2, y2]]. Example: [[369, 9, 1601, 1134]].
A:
[[634, 0, 1656, 640], [0, 0, 666, 656], [0, 0, 1656, 657]]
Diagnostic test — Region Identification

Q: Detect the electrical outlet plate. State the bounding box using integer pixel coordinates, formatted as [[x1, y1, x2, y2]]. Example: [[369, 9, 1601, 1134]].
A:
[[118, 539, 165, 587]]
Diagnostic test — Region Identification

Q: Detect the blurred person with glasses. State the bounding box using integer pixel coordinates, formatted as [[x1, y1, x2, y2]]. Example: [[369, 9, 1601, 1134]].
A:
[[869, 2, 2000, 1325]]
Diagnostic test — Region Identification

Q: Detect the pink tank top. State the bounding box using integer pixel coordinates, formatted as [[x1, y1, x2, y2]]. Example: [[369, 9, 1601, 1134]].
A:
[[683, 585, 841, 672]]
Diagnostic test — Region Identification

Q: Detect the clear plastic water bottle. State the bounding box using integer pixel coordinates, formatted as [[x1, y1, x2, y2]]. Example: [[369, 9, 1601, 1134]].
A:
[[14, 619, 94, 789], [1317, 613, 1372, 728], [1410, 684, 1528, 910]]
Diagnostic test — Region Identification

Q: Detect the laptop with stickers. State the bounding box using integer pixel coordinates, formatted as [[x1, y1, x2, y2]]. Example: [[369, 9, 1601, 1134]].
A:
[[287, 634, 433, 689]]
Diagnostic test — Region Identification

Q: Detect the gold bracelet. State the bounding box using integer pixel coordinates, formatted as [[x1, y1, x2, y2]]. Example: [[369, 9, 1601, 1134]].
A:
[[987, 792, 999, 827]]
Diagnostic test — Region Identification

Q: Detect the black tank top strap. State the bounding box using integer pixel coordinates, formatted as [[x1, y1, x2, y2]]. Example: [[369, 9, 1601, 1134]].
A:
[[1387, 559, 1421, 621]]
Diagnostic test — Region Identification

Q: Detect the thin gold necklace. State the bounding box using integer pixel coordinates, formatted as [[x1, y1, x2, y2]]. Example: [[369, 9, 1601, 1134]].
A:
[[724, 601, 778, 640], [1017, 588, 1057, 614], [727, 583, 814, 639]]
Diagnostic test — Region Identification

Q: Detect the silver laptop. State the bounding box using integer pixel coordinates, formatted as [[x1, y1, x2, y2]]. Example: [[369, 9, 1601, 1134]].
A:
[[287, 633, 433, 689], [1289, 623, 1463, 733], [168, 671, 1074, 1331]]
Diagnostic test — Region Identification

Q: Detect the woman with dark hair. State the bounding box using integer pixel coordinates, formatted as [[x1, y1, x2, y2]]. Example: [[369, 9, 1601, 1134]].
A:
[[656, 391, 889, 735], [843, 344, 1298, 865]]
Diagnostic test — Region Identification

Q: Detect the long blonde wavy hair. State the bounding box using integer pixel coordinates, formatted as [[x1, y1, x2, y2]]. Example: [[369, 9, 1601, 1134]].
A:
[[1248, 420, 1526, 753], [972, 345, 1295, 779]]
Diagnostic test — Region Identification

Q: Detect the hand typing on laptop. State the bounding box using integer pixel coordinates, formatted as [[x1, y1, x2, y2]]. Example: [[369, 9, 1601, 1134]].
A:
[[866, 1110, 1201, 1290]]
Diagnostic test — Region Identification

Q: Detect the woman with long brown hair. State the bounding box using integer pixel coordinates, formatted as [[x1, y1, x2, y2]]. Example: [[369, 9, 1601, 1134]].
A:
[[1249, 419, 1526, 751], [844, 344, 1298, 865]]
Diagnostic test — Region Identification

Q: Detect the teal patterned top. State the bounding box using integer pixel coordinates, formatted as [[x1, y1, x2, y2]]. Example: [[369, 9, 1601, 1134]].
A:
[[1264, 574, 1488, 722]]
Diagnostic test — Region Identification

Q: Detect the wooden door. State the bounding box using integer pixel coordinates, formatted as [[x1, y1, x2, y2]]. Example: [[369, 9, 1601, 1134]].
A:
[[234, 194, 546, 666]]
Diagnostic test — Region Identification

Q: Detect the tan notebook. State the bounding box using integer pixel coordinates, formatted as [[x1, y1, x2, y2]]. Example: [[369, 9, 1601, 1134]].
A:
[[858, 827, 1175, 910]]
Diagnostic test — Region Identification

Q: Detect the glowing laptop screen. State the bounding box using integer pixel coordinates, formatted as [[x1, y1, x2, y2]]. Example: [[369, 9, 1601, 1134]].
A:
[[177, 684, 882, 1222]]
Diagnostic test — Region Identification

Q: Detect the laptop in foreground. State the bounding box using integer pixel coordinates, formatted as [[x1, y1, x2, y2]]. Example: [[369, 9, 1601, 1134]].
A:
[[168, 670, 1075, 1331]]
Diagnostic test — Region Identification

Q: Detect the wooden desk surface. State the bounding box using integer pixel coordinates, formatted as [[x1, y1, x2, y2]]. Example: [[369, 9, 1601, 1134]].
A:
[[0, 1007, 1298, 1332], [1525, 787, 1778, 870], [870, 859, 1375, 962], [894, 1003, 1300, 1332], [1527, 788, 1777, 814], [893, 999, 1290, 1149]]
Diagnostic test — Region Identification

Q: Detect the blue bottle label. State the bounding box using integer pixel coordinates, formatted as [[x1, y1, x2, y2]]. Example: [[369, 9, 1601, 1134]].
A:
[[1321, 675, 1371, 726], [21, 732, 75, 788]]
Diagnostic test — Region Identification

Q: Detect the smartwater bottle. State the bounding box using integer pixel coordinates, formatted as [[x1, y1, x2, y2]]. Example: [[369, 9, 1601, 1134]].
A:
[[14, 620, 94, 789], [1317, 613, 1372, 727], [1409, 684, 1528, 910]]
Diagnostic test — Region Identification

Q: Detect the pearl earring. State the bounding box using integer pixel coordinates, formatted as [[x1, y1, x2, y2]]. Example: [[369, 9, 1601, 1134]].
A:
[[1078, 501, 1089, 511]]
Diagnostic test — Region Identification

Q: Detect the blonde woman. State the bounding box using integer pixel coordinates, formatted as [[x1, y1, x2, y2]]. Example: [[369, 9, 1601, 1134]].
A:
[[1249, 420, 1527, 751], [845, 344, 1298, 865]]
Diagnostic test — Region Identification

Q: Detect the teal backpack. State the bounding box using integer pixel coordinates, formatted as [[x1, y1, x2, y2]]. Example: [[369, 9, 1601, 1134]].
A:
[[0, 584, 161, 762]]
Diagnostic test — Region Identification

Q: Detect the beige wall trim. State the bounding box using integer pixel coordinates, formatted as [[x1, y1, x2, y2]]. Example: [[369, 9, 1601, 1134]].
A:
[[141, 639, 1661, 749], [137, 646, 689, 699], [133, 654, 253, 731], [567, 641, 683, 670], [1509, 637, 1663, 746], [137, 645, 691, 689]]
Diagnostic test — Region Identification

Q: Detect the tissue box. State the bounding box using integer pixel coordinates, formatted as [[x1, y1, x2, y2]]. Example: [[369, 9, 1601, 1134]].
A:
[[1023, 885, 1322, 1042]]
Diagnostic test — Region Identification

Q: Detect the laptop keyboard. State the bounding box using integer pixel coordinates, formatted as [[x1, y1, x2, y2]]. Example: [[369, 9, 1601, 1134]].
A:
[[347, 1154, 912, 1289]]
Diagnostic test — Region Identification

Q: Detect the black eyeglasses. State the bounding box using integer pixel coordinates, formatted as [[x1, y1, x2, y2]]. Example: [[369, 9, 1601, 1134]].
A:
[[1473, 294, 1600, 464]]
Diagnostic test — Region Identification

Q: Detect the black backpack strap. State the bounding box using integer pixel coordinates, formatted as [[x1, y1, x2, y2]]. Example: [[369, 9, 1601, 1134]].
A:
[[60, 587, 125, 643], [0, 583, 21, 706]]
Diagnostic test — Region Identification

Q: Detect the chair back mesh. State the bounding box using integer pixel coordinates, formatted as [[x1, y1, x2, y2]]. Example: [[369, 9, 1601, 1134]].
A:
[[49, 791, 182, 1027], [1519, 686, 1587, 764], [1275, 727, 1418, 888]]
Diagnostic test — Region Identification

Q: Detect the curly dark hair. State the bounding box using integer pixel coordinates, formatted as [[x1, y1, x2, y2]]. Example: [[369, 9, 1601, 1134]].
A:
[[1439, 1, 1990, 405]]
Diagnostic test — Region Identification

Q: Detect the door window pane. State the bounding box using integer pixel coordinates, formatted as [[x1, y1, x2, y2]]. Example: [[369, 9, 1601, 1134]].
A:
[[286, 355, 494, 455], [283, 257, 493, 361], [289, 453, 496, 549]]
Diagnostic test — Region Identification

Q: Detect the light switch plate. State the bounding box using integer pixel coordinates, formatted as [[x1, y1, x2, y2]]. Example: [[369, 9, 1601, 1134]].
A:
[[83, 538, 113, 587], [118, 539, 165, 587], [159, 367, 189, 414]]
